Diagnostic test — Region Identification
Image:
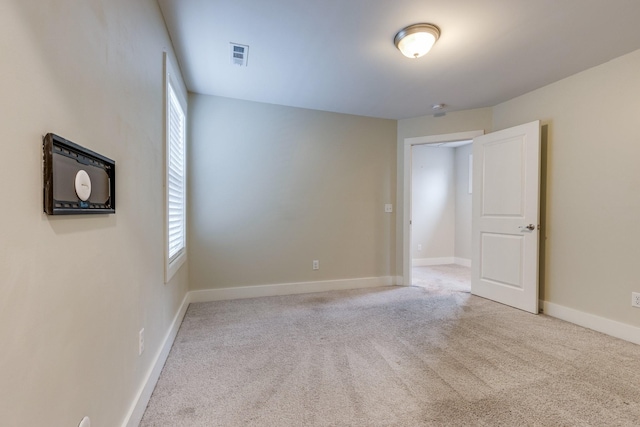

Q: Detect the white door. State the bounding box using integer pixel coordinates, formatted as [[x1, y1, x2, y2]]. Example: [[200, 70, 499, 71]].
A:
[[471, 121, 541, 314]]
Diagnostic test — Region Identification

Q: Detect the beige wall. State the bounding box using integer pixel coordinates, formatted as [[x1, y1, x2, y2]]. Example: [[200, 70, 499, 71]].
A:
[[411, 146, 456, 260], [0, 1, 188, 426], [397, 108, 493, 143], [189, 95, 397, 289], [493, 49, 640, 327], [454, 143, 473, 261]]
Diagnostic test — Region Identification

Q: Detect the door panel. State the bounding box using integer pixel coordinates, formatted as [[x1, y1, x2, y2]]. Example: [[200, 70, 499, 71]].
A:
[[480, 233, 524, 289], [482, 138, 524, 216], [471, 121, 540, 314]]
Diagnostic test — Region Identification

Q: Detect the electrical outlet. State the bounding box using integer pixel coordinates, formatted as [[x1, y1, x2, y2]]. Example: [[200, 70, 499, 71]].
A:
[[312, 260, 319, 270], [417, 244, 422, 251], [632, 292, 640, 308], [384, 204, 393, 213], [139, 328, 145, 356]]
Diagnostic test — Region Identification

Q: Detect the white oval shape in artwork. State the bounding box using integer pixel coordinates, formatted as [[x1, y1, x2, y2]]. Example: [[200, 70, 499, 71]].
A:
[[75, 170, 92, 201]]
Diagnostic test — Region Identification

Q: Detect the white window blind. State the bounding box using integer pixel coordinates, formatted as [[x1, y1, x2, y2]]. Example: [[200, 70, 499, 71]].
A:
[[167, 82, 185, 262]]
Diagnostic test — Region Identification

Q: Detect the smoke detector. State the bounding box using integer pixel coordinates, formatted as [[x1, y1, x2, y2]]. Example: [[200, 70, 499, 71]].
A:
[[230, 43, 249, 66]]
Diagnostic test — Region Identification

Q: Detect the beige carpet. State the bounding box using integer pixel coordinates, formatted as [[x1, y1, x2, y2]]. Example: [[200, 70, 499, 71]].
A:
[[141, 282, 640, 426], [412, 264, 471, 293]]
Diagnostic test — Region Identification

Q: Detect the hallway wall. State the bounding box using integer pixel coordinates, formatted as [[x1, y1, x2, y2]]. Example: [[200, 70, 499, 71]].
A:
[[411, 146, 455, 263]]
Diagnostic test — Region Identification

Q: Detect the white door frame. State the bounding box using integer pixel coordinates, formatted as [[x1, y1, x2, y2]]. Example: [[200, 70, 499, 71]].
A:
[[401, 130, 485, 286]]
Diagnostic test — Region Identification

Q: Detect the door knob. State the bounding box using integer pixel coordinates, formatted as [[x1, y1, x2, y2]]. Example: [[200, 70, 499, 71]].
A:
[[519, 224, 536, 231]]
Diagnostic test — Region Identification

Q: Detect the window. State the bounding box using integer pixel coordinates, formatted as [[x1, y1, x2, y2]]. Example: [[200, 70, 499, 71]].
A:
[[165, 54, 187, 281]]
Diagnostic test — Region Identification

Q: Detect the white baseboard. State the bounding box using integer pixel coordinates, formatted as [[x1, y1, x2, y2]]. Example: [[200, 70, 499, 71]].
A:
[[122, 292, 190, 427], [454, 257, 471, 267], [412, 257, 455, 267], [542, 300, 640, 346], [190, 276, 394, 303]]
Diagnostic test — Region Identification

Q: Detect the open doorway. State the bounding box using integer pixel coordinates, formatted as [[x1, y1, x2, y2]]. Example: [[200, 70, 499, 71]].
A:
[[401, 130, 484, 288], [410, 140, 472, 293]]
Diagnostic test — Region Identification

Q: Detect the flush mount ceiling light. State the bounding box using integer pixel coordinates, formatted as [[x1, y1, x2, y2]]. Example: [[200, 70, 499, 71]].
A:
[[394, 23, 440, 59]]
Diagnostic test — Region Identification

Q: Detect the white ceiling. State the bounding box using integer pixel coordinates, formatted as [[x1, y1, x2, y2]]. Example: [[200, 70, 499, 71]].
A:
[[157, 0, 640, 120]]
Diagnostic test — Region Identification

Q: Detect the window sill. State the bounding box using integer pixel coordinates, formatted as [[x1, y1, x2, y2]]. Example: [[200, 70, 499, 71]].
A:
[[165, 249, 186, 283]]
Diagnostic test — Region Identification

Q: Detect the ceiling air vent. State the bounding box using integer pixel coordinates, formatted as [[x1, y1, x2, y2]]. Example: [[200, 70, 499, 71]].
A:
[[230, 43, 249, 66]]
